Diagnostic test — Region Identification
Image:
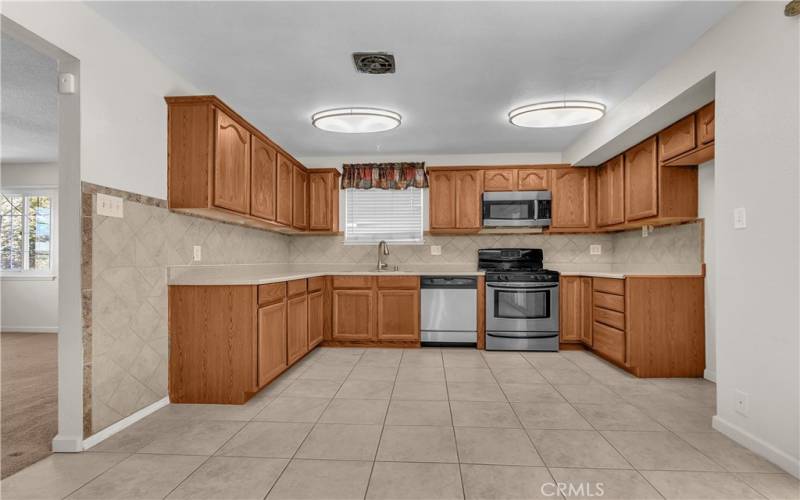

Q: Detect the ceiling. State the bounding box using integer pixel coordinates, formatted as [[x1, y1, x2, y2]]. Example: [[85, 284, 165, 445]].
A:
[[89, 1, 736, 158], [1, 32, 59, 164]]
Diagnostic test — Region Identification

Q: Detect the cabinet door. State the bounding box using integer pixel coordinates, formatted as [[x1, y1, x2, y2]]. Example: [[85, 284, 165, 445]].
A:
[[257, 300, 287, 387], [308, 290, 324, 348], [517, 169, 550, 191], [697, 102, 715, 145], [560, 277, 581, 341], [596, 155, 624, 227], [455, 170, 482, 229], [309, 172, 334, 231], [659, 115, 696, 162], [287, 294, 308, 364], [292, 166, 308, 230], [213, 110, 250, 213], [551, 168, 590, 228], [276, 154, 293, 226], [624, 137, 658, 221], [377, 289, 420, 340], [429, 171, 456, 229], [332, 290, 374, 340], [250, 136, 277, 221], [483, 169, 516, 191], [579, 277, 593, 346]]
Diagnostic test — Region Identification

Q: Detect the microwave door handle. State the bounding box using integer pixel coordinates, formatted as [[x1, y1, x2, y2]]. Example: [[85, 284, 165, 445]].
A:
[[533, 199, 539, 220]]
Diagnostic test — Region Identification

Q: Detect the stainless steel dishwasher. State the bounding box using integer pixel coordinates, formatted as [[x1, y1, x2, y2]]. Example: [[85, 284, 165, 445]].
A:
[[420, 276, 478, 346]]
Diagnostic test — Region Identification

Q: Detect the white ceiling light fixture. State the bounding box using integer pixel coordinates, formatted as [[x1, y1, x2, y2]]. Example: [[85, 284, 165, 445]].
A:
[[508, 100, 606, 128], [311, 107, 401, 133]]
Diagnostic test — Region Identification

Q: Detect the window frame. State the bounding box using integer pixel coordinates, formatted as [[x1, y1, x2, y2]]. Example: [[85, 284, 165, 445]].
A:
[[1, 187, 58, 280], [343, 187, 425, 246]]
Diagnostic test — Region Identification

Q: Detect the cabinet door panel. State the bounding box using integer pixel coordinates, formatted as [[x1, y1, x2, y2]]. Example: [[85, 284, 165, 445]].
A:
[[429, 171, 456, 229], [377, 289, 419, 340], [293, 166, 308, 230], [517, 169, 550, 191], [250, 136, 277, 221], [309, 172, 333, 231], [332, 290, 374, 340], [213, 110, 250, 213], [276, 154, 293, 226], [560, 276, 581, 341], [258, 301, 287, 387], [697, 102, 715, 145], [624, 137, 658, 221], [483, 169, 516, 191], [308, 291, 324, 348], [596, 156, 624, 227], [455, 171, 482, 229], [287, 295, 308, 364], [551, 169, 590, 228], [659, 115, 696, 162], [580, 277, 593, 346]]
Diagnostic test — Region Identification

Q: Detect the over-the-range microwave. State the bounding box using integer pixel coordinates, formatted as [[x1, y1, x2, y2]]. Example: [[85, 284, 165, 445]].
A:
[[482, 191, 552, 228]]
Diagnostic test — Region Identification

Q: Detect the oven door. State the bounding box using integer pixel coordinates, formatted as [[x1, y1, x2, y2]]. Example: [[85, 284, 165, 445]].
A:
[[485, 282, 559, 335]]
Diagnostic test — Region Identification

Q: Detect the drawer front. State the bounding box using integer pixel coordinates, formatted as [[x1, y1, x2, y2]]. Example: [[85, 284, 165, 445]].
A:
[[258, 282, 286, 305], [287, 279, 307, 297], [593, 278, 624, 296], [592, 322, 625, 364], [593, 291, 625, 313], [593, 306, 624, 331], [332, 275, 374, 289], [377, 276, 419, 289], [307, 276, 325, 292]]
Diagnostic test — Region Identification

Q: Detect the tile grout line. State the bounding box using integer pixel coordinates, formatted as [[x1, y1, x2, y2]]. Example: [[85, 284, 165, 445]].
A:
[[442, 349, 468, 500]]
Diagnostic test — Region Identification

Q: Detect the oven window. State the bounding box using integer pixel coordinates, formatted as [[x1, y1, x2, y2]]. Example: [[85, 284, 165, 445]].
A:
[[486, 201, 531, 220], [494, 289, 550, 319]]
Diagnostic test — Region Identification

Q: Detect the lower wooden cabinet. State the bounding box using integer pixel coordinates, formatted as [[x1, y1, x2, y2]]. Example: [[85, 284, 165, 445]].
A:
[[377, 289, 420, 340], [257, 300, 287, 387], [287, 293, 308, 364], [308, 290, 324, 348], [332, 289, 375, 340], [559, 276, 592, 343]]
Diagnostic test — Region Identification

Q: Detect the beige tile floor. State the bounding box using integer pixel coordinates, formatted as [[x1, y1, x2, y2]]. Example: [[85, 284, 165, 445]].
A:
[[2, 348, 798, 500]]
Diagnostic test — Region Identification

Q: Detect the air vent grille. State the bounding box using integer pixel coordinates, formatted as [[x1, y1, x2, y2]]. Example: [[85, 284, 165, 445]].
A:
[[353, 52, 395, 74]]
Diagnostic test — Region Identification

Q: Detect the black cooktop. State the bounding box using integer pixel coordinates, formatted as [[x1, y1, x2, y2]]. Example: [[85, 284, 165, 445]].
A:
[[478, 248, 559, 283]]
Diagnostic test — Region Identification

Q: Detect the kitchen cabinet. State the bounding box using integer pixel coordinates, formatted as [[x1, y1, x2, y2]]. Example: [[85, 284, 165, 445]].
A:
[[551, 168, 591, 229], [517, 169, 550, 191], [697, 102, 715, 145], [429, 171, 456, 230], [308, 290, 324, 348], [292, 165, 308, 230], [275, 154, 294, 226], [579, 278, 593, 345], [658, 115, 696, 162], [455, 171, 483, 229], [332, 290, 375, 340], [662, 102, 715, 167], [591, 278, 626, 365], [559, 276, 591, 343], [286, 283, 308, 364], [596, 155, 624, 227], [624, 137, 659, 222], [250, 135, 278, 221], [376, 277, 420, 341], [257, 299, 287, 388], [308, 170, 340, 232], [429, 170, 482, 232], [483, 169, 516, 191], [213, 110, 251, 214]]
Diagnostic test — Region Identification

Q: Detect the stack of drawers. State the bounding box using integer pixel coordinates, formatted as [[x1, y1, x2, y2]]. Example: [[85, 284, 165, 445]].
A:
[[591, 278, 626, 365]]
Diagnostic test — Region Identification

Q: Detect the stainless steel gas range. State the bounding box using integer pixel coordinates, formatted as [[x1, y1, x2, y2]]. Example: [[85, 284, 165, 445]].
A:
[[478, 248, 560, 351]]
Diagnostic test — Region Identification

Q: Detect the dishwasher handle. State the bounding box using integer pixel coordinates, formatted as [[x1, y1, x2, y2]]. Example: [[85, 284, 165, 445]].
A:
[[421, 276, 478, 289]]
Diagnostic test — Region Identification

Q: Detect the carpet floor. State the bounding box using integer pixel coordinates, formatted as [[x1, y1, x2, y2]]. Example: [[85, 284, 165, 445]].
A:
[[1, 332, 58, 479]]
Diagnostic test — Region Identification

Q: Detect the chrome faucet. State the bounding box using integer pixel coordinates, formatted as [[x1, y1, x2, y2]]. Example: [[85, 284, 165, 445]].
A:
[[377, 240, 390, 270]]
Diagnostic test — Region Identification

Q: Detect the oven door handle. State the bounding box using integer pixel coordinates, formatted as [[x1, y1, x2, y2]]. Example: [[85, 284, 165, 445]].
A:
[[486, 282, 559, 289]]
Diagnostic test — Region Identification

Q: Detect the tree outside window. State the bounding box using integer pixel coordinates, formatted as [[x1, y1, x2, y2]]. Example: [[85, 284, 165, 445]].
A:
[[1, 193, 53, 274]]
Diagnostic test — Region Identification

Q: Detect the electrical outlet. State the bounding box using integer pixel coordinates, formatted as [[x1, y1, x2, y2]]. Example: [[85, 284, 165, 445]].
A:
[[735, 390, 749, 416], [590, 244, 602, 255], [193, 245, 202, 262], [734, 207, 747, 229], [641, 225, 649, 237], [97, 193, 123, 218], [430, 245, 442, 256]]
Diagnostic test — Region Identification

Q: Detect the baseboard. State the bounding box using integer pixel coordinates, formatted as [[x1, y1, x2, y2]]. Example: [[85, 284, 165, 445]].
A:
[[82, 397, 169, 450], [1, 326, 58, 333], [712, 415, 800, 478], [703, 368, 716, 382], [52, 434, 83, 452]]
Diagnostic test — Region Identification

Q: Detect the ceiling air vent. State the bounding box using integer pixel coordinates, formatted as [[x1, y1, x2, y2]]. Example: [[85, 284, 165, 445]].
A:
[[353, 52, 396, 74]]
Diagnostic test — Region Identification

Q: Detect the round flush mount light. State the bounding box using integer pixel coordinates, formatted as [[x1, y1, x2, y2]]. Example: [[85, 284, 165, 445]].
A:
[[311, 107, 401, 133], [508, 100, 606, 128]]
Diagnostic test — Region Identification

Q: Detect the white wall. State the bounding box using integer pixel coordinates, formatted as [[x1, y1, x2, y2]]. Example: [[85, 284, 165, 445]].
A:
[[1, 162, 59, 186], [698, 161, 715, 381], [1, 1, 200, 200], [566, 4, 799, 476]]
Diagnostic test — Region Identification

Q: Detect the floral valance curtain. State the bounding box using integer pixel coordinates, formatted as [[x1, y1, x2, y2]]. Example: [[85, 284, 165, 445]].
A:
[[340, 162, 429, 190]]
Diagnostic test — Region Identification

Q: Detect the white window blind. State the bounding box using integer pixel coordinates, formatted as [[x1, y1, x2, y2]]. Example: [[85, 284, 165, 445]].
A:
[[345, 188, 423, 244]]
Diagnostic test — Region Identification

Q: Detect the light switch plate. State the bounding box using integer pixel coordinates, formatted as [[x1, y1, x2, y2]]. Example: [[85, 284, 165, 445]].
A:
[[734, 207, 747, 229], [97, 193, 123, 218], [590, 244, 602, 255], [193, 245, 202, 262], [430, 245, 442, 256]]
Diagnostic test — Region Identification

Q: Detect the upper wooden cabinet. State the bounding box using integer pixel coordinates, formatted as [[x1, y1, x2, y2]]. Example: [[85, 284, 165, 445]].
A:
[[455, 171, 483, 229], [661, 102, 715, 167], [250, 135, 278, 221], [429, 171, 456, 229], [308, 170, 341, 232], [551, 168, 591, 229], [624, 137, 659, 222], [292, 165, 308, 230], [483, 169, 516, 191], [658, 115, 696, 162], [697, 102, 715, 145], [429, 170, 482, 231], [596, 155, 624, 227], [517, 169, 550, 191], [166, 96, 338, 234]]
